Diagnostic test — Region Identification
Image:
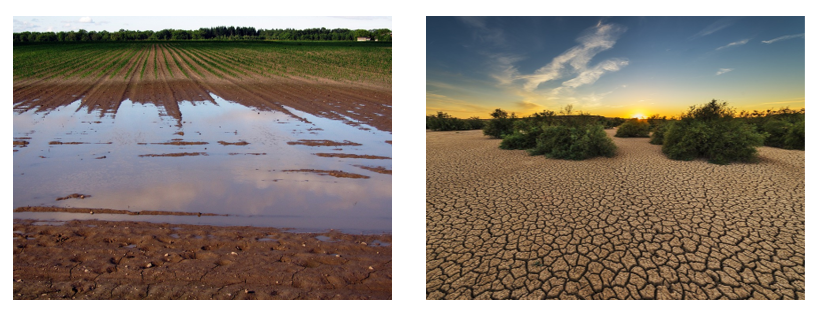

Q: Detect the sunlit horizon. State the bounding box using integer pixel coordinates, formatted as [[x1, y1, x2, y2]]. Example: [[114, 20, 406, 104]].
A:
[[426, 17, 805, 119]]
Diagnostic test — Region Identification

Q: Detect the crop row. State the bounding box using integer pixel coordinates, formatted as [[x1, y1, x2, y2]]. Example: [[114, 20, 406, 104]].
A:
[[13, 41, 391, 86]]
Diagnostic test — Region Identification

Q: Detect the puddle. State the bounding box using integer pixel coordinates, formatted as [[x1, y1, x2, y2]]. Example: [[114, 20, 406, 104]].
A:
[[32, 221, 66, 226], [13, 94, 391, 233], [370, 240, 391, 247], [170, 234, 180, 239], [125, 244, 137, 248], [315, 235, 338, 242], [257, 237, 278, 242]]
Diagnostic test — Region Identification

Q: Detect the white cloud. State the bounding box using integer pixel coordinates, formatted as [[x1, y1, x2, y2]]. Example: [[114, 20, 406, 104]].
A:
[[716, 68, 733, 75], [457, 16, 505, 46], [13, 19, 39, 32], [79, 17, 93, 23], [689, 17, 737, 40], [716, 39, 749, 50], [561, 58, 629, 88], [520, 23, 628, 91], [762, 33, 804, 44]]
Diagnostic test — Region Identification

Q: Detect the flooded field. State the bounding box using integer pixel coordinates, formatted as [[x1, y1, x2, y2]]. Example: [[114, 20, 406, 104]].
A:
[[13, 94, 391, 233]]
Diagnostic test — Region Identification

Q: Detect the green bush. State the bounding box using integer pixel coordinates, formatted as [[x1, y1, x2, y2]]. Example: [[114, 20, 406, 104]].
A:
[[499, 132, 534, 150], [464, 117, 486, 130], [649, 121, 672, 145], [426, 112, 485, 131], [662, 99, 766, 165], [483, 108, 516, 138], [603, 117, 626, 129], [756, 114, 804, 150], [528, 124, 616, 160], [615, 119, 651, 137], [784, 120, 804, 150]]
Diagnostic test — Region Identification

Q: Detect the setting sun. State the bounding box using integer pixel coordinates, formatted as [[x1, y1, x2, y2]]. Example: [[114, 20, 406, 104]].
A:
[[632, 113, 646, 119]]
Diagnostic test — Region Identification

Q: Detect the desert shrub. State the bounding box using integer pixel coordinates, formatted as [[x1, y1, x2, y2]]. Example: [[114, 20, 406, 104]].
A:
[[499, 132, 534, 150], [483, 108, 517, 138], [426, 112, 485, 131], [784, 120, 804, 150], [463, 117, 486, 130], [615, 119, 651, 137], [662, 99, 766, 165], [528, 124, 616, 160], [649, 121, 672, 145], [749, 111, 805, 150], [426, 112, 463, 131], [602, 117, 625, 129]]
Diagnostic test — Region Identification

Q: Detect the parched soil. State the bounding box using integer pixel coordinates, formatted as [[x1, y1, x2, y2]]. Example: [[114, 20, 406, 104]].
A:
[[426, 129, 804, 300], [287, 139, 362, 147], [13, 43, 391, 132], [13, 218, 391, 300], [314, 153, 391, 160], [282, 169, 370, 179]]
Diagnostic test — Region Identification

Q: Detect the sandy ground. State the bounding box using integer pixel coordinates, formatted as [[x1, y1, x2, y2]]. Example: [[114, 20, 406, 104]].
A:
[[13, 217, 391, 300], [426, 129, 804, 300]]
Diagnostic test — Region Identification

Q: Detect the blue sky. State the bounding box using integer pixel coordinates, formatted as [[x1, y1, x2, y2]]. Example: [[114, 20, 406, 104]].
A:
[[13, 16, 392, 33], [427, 16, 805, 118]]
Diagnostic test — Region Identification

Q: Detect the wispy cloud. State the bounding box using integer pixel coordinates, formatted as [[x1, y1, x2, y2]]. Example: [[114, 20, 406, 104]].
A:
[[762, 33, 804, 44], [457, 16, 506, 46], [759, 98, 805, 106], [716, 68, 733, 75], [13, 19, 39, 32], [689, 17, 738, 39], [517, 23, 628, 92], [716, 39, 749, 50]]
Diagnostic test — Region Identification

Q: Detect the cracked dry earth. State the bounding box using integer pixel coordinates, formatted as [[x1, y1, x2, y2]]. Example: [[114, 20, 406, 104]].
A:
[[426, 129, 804, 300], [13, 220, 391, 300]]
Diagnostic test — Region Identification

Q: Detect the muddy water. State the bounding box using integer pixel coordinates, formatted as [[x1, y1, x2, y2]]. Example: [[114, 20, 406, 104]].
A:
[[13, 94, 391, 233]]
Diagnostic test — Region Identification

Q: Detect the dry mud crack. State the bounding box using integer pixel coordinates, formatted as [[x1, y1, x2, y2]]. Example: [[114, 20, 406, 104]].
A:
[[426, 129, 804, 300]]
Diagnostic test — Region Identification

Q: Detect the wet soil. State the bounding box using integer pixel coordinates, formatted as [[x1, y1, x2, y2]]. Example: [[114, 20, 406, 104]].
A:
[[314, 153, 392, 159], [13, 218, 391, 300], [217, 140, 250, 146], [287, 139, 362, 147], [138, 152, 208, 157], [354, 165, 392, 175], [14, 44, 391, 132], [282, 169, 370, 179]]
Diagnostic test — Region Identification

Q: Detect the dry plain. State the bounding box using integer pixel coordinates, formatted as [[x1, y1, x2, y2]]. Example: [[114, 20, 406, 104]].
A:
[[426, 129, 804, 300]]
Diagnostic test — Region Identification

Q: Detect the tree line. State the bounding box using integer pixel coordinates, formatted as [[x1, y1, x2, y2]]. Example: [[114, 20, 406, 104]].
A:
[[13, 26, 392, 43]]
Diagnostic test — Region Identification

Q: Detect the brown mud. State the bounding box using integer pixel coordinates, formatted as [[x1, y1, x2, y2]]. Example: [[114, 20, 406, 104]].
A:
[[282, 169, 370, 179], [13, 218, 391, 300], [354, 165, 392, 175], [138, 152, 208, 158], [55, 194, 91, 201], [314, 153, 392, 160], [287, 139, 362, 147], [217, 140, 250, 146], [15, 206, 225, 217]]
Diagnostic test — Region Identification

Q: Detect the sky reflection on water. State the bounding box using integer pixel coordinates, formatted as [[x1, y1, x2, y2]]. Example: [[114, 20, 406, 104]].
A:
[[13, 94, 391, 233]]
